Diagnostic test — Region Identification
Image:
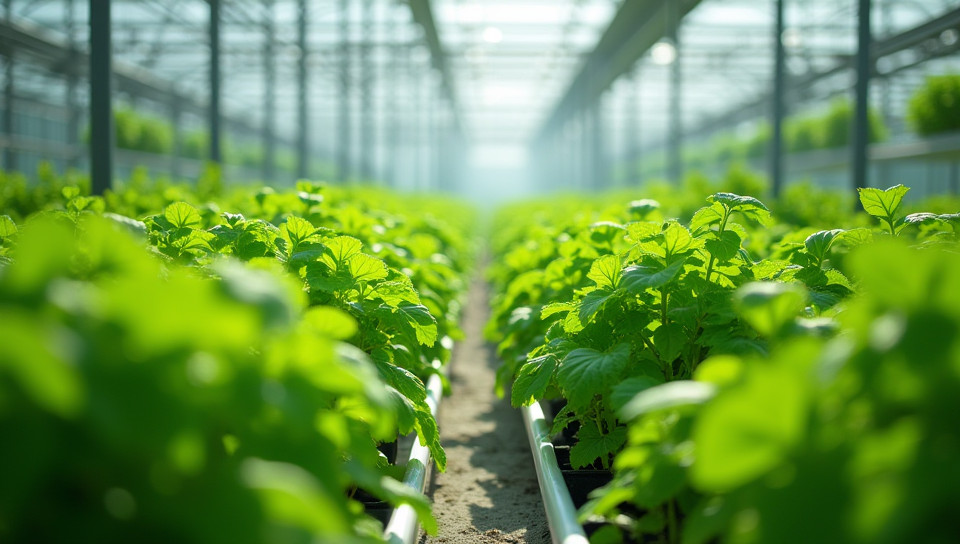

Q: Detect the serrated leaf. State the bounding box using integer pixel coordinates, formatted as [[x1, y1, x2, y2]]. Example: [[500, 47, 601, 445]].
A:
[[689, 202, 726, 233], [348, 253, 388, 283], [626, 221, 661, 244], [707, 192, 769, 212], [587, 254, 622, 289], [511, 354, 557, 407], [321, 236, 364, 271], [620, 381, 716, 420], [557, 344, 631, 408], [661, 221, 702, 258], [579, 287, 615, 323], [704, 230, 742, 263], [164, 202, 202, 229], [541, 301, 577, 319], [395, 304, 439, 346], [904, 212, 939, 225], [621, 260, 686, 293], [371, 281, 421, 306], [282, 215, 320, 249], [804, 229, 845, 263], [858, 184, 909, 221], [570, 421, 626, 469]]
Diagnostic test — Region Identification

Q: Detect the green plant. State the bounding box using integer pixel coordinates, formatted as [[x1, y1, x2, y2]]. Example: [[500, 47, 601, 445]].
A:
[[908, 74, 960, 136]]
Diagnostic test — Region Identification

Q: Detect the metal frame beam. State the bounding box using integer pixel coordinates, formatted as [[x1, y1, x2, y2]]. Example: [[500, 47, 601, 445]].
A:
[[89, 0, 112, 194], [406, 0, 463, 139], [537, 0, 703, 145]]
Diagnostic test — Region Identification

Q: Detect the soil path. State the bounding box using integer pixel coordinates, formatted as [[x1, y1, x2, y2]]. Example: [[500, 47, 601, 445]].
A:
[[421, 280, 550, 544]]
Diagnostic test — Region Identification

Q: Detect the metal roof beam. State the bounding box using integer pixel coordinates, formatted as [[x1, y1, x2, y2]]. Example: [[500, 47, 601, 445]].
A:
[[407, 0, 463, 138], [535, 0, 703, 145]]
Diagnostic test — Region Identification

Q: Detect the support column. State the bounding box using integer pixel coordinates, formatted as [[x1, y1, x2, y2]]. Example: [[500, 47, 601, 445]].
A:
[[89, 0, 112, 194], [296, 0, 309, 178], [65, 0, 81, 169], [667, 2, 683, 186], [626, 69, 640, 185], [337, 0, 352, 182], [263, 0, 276, 181], [771, 0, 786, 197], [209, 0, 222, 163], [852, 0, 872, 192], [3, 0, 15, 171], [359, 0, 373, 180]]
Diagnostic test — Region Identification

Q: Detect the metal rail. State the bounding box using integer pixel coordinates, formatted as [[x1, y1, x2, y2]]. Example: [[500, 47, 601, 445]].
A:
[[521, 401, 589, 544], [383, 367, 444, 544]]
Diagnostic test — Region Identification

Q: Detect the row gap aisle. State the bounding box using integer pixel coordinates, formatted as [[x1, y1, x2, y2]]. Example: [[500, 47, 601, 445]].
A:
[[420, 278, 550, 544]]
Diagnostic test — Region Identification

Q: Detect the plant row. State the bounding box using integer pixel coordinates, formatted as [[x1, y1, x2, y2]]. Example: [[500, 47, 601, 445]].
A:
[[486, 182, 959, 543], [0, 173, 473, 543]]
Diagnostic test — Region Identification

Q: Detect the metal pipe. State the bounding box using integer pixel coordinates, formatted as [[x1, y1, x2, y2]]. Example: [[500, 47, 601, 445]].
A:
[[89, 0, 112, 194], [209, 0, 222, 163], [263, 0, 276, 181], [337, 0, 352, 182], [771, 0, 786, 197], [382, 368, 445, 544], [852, 0, 873, 193], [667, 1, 683, 185], [296, 0, 309, 178], [520, 401, 590, 544]]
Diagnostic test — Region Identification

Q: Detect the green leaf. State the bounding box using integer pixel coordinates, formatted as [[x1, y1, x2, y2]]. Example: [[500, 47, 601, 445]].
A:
[[629, 199, 660, 218], [660, 221, 702, 258], [704, 230, 742, 263], [610, 376, 665, 412], [857, 184, 909, 222], [281, 216, 320, 248], [587, 254, 622, 289], [321, 236, 363, 271], [653, 322, 687, 363], [804, 229, 844, 263], [689, 202, 725, 233], [347, 253, 388, 283], [164, 202, 202, 229], [511, 354, 558, 407], [303, 306, 358, 340], [0, 215, 18, 238], [621, 260, 686, 293], [620, 381, 716, 420], [707, 192, 769, 213], [570, 421, 626, 469], [626, 221, 661, 244], [578, 287, 615, 323], [541, 301, 577, 319], [371, 281, 421, 306], [557, 344, 631, 408], [395, 304, 439, 346], [733, 281, 807, 337], [691, 362, 808, 493]]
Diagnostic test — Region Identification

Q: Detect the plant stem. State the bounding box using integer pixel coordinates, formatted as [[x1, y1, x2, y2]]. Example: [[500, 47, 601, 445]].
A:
[[704, 207, 730, 283], [667, 499, 679, 544], [660, 289, 669, 326]]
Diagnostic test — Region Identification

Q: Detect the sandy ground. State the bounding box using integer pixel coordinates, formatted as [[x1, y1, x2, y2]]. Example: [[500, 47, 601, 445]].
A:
[[420, 280, 551, 544]]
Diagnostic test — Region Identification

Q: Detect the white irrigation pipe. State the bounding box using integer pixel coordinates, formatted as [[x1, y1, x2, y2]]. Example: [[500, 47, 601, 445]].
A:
[[383, 365, 444, 544], [521, 401, 590, 544]]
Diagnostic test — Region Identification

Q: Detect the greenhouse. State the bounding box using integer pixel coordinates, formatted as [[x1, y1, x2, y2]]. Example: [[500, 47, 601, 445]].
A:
[[1, 1, 959, 543]]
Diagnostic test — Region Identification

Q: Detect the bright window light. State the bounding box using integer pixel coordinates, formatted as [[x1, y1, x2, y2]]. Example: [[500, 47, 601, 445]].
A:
[[650, 39, 677, 65], [482, 26, 503, 44]]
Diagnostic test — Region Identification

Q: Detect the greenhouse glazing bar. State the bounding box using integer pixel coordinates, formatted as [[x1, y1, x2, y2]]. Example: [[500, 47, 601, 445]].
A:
[[296, 0, 308, 179], [852, 0, 872, 192], [209, 0, 222, 164], [771, 0, 786, 197], [89, 0, 111, 195]]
